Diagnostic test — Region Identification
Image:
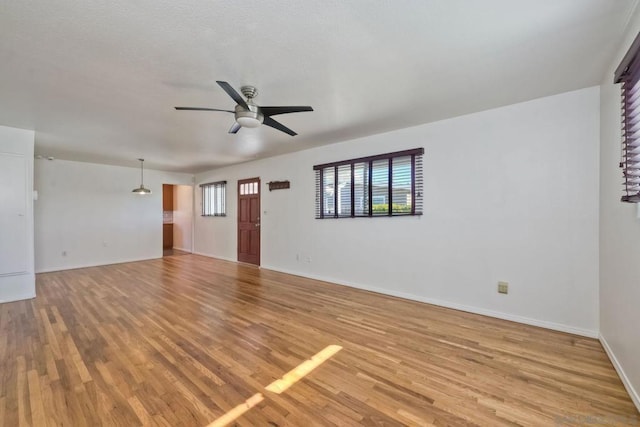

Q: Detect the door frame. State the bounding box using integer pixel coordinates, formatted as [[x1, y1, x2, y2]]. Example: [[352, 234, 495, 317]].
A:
[[237, 177, 261, 266], [162, 183, 195, 255]]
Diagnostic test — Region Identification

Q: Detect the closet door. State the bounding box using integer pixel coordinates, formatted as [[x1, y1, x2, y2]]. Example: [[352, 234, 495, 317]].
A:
[[0, 153, 27, 275]]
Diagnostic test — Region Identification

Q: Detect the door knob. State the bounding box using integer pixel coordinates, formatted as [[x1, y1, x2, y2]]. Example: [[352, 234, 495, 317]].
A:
[[255, 223, 260, 227]]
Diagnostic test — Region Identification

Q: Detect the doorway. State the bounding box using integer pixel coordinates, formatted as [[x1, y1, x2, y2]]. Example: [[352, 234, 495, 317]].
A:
[[237, 177, 260, 265], [162, 184, 194, 257]]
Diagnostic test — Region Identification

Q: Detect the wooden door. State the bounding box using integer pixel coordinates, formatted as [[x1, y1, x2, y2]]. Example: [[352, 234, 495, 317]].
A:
[[237, 178, 260, 265], [162, 223, 173, 249], [162, 184, 173, 211]]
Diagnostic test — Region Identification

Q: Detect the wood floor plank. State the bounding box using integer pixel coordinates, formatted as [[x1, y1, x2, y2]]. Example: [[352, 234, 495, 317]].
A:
[[26, 370, 45, 427], [16, 356, 30, 427], [0, 396, 5, 427], [0, 254, 637, 426]]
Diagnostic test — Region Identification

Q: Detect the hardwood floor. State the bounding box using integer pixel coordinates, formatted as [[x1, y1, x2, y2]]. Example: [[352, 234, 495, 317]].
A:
[[162, 248, 190, 257], [1, 255, 638, 426]]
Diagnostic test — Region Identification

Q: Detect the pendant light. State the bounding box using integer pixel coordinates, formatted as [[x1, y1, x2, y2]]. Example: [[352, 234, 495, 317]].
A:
[[132, 158, 152, 194]]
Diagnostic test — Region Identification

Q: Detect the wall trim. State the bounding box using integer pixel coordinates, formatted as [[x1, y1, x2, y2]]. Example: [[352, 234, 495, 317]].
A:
[[599, 333, 640, 412], [261, 264, 599, 339], [36, 256, 161, 274], [172, 247, 192, 253], [192, 251, 237, 263], [0, 271, 29, 278]]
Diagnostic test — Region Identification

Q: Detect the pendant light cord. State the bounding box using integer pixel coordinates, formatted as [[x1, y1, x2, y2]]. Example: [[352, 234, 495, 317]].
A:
[[139, 158, 144, 186]]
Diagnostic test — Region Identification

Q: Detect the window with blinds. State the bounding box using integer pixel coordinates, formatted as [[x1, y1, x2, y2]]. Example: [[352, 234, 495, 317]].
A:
[[615, 32, 640, 203], [201, 181, 226, 216], [314, 148, 424, 219]]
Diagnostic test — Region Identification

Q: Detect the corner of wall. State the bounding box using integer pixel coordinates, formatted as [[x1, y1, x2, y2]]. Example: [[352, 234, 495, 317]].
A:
[[599, 334, 640, 411]]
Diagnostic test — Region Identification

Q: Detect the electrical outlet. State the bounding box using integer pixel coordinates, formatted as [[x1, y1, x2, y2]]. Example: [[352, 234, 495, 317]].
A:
[[498, 281, 508, 294]]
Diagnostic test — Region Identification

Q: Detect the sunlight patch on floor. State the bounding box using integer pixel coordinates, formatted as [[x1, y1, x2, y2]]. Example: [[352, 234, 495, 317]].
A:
[[205, 345, 343, 426]]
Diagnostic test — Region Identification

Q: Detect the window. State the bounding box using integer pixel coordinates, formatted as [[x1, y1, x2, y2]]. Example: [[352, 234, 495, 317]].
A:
[[314, 148, 424, 219], [201, 181, 226, 216], [239, 181, 259, 195], [615, 32, 640, 202]]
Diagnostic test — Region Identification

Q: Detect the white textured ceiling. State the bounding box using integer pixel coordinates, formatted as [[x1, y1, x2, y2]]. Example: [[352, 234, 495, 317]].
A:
[[0, 0, 636, 172]]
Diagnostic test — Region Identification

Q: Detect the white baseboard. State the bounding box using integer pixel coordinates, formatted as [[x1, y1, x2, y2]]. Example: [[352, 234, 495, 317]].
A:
[[261, 264, 599, 339], [191, 251, 237, 263], [36, 256, 161, 274], [172, 247, 192, 253], [599, 334, 640, 412]]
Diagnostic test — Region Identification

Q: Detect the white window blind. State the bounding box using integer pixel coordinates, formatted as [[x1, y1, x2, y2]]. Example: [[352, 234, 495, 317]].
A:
[[615, 32, 640, 202], [201, 181, 226, 216]]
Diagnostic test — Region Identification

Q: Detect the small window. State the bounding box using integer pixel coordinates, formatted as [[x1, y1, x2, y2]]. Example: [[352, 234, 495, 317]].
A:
[[201, 181, 226, 216], [314, 148, 424, 219], [615, 32, 640, 202], [239, 181, 258, 195]]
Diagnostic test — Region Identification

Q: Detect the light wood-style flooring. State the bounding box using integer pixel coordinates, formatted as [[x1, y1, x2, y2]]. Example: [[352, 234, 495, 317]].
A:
[[0, 254, 638, 426]]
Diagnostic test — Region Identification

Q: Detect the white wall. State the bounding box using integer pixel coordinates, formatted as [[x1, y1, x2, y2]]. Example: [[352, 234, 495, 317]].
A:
[[0, 125, 35, 303], [173, 185, 193, 252], [599, 6, 640, 410], [34, 159, 192, 272], [194, 87, 600, 336]]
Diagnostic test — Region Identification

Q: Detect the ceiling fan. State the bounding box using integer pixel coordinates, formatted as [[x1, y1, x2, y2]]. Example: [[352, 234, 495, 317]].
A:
[[175, 81, 313, 136]]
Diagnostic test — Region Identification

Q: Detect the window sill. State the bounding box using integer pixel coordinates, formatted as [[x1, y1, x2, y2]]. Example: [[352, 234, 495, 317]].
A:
[[315, 213, 422, 219]]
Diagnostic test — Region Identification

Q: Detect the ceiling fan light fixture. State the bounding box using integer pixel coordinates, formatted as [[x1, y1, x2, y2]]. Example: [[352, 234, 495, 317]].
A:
[[132, 158, 152, 194], [236, 116, 262, 128], [235, 106, 264, 128]]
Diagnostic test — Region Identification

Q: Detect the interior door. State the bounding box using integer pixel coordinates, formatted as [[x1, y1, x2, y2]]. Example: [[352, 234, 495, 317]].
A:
[[237, 177, 260, 265]]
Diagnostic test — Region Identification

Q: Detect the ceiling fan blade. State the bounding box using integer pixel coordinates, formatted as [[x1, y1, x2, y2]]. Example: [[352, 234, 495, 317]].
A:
[[260, 106, 314, 116], [263, 116, 297, 136], [175, 107, 234, 112], [229, 122, 241, 134], [216, 81, 249, 110]]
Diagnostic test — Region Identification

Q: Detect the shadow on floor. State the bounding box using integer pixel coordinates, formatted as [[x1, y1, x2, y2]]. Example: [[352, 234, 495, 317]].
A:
[[163, 249, 191, 257]]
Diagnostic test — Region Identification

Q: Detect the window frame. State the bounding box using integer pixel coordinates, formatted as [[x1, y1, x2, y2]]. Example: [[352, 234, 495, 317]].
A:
[[200, 180, 227, 216], [615, 31, 640, 203], [313, 148, 424, 219]]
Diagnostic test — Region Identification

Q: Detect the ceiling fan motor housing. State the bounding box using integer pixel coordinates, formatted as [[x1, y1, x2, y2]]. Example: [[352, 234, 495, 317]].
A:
[[235, 103, 264, 128]]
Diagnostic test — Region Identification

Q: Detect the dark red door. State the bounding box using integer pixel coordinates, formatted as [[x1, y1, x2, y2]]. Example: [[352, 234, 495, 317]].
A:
[[237, 177, 260, 265]]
